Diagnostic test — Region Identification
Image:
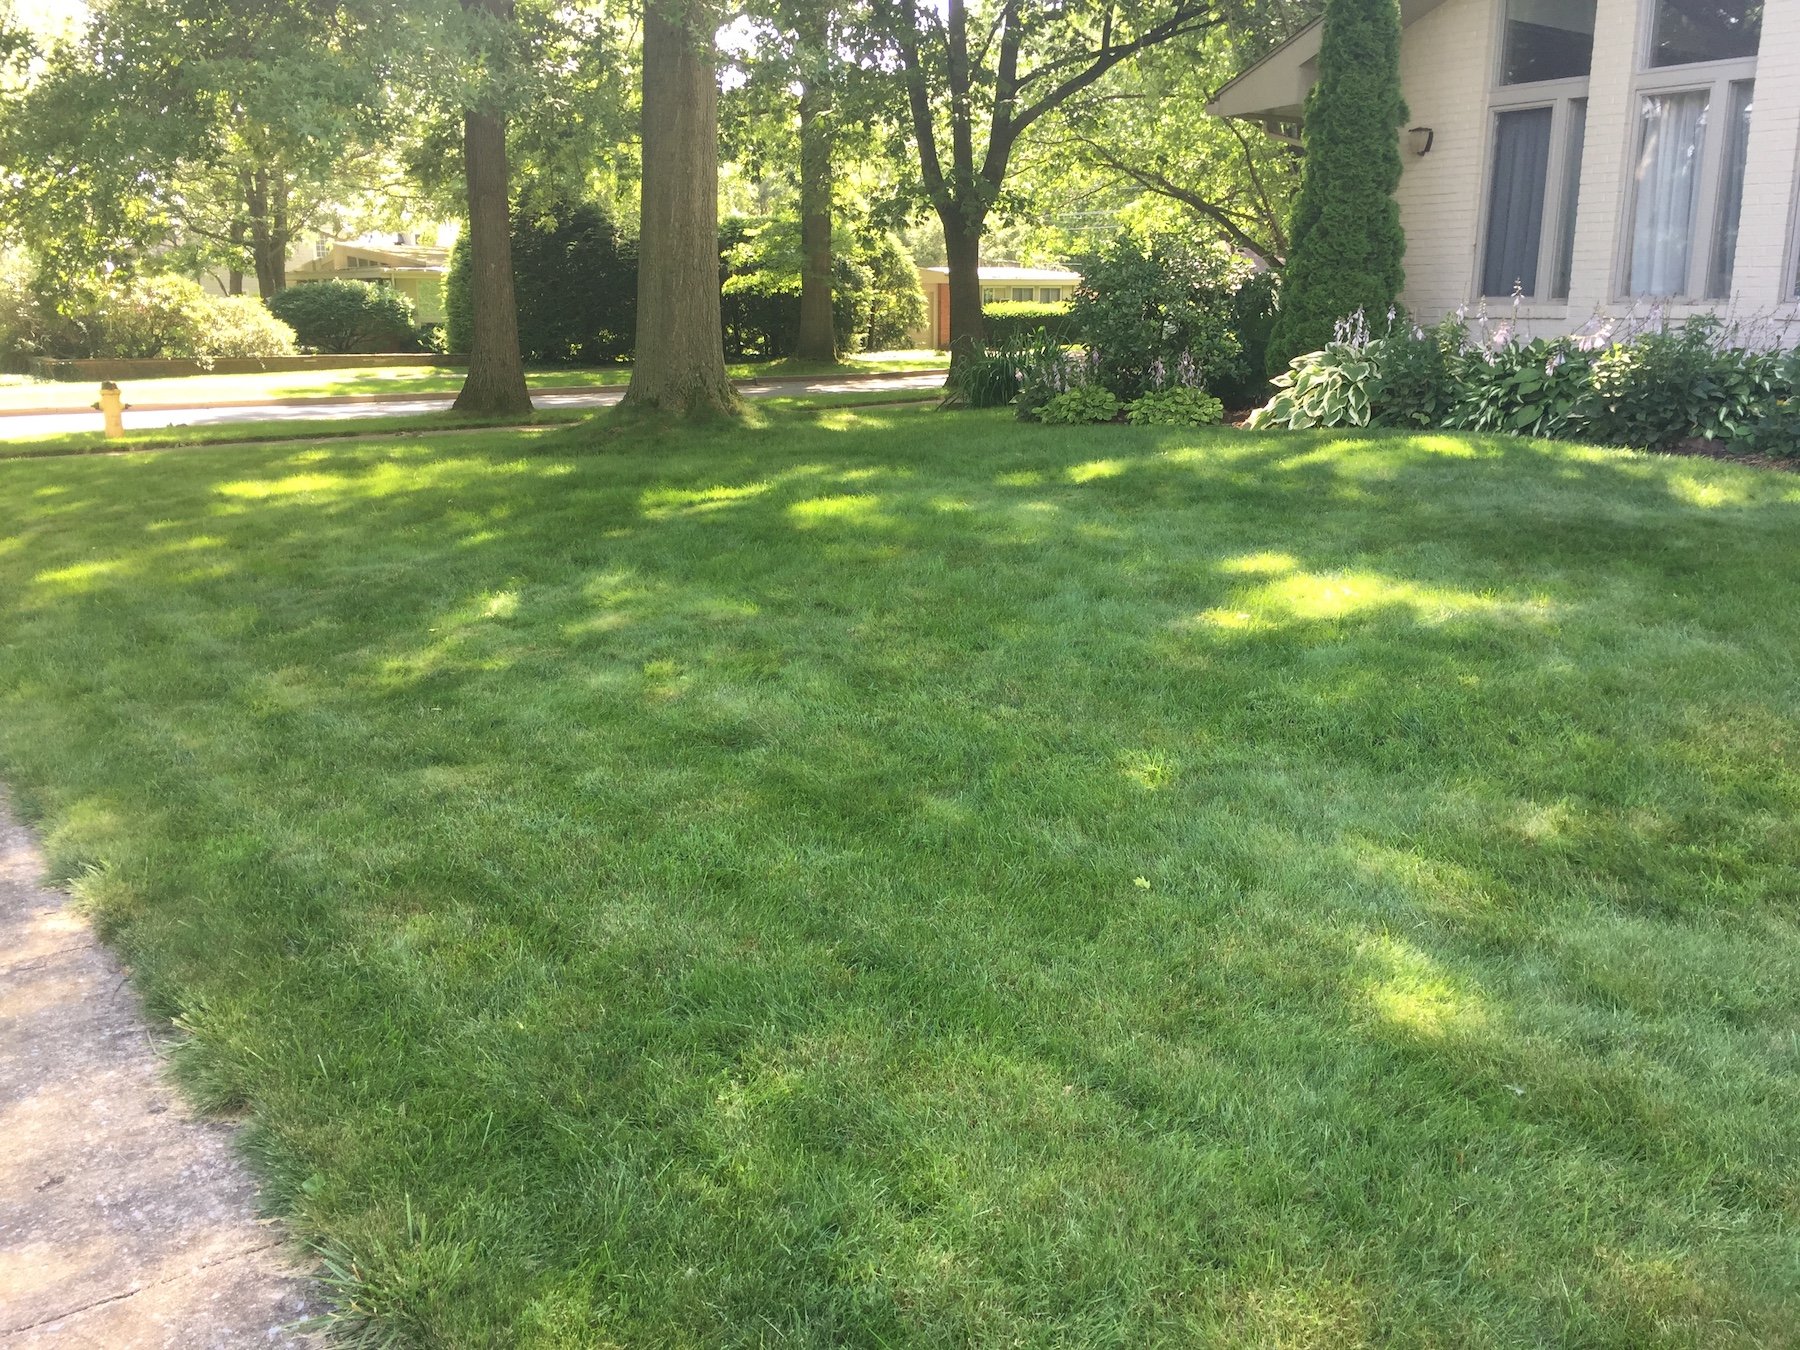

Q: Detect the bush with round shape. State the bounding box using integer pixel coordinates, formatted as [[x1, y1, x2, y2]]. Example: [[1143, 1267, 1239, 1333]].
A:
[[191, 296, 298, 358], [1069, 235, 1247, 399], [268, 279, 420, 354]]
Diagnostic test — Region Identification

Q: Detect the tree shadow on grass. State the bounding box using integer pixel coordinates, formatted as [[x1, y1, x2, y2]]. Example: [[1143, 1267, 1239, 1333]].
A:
[[1, 415, 1798, 1343]]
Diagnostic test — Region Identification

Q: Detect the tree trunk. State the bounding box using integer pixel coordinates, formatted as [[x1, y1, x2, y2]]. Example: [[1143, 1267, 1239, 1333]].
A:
[[244, 169, 291, 298], [941, 209, 986, 368], [621, 0, 738, 418], [793, 79, 836, 363], [227, 218, 246, 296], [452, 0, 532, 416]]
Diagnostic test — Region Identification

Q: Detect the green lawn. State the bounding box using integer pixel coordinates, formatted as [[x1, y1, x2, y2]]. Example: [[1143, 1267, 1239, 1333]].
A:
[[2, 411, 1797, 1347], [0, 351, 946, 412]]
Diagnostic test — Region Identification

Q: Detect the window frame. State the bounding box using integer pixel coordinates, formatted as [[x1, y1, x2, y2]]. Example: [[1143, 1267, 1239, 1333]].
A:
[[1614, 2, 1758, 302], [1477, 14, 1589, 304]]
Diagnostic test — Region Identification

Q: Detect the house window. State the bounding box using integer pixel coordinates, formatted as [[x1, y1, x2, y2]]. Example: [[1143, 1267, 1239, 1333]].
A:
[[1622, 7, 1758, 299], [1012, 287, 1035, 302], [1039, 287, 1062, 303], [1707, 82, 1753, 298], [1650, 0, 1761, 68], [981, 287, 998, 304], [1481, 1, 1591, 299], [1501, 0, 1595, 84]]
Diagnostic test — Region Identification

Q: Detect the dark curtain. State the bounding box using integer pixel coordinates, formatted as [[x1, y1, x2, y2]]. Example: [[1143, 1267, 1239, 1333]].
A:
[[1482, 107, 1553, 298]]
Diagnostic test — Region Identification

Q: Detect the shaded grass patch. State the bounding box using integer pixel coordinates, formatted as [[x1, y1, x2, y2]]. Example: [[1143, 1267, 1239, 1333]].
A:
[[1, 416, 1798, 1346]]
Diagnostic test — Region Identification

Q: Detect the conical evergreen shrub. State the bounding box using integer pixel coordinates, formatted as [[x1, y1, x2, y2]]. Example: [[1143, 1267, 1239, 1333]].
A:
[[1266, 0, 1408, 372]]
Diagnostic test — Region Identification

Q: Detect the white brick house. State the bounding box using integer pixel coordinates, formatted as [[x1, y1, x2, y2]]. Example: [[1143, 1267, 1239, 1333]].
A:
[[1211, 0, 1800, 336]]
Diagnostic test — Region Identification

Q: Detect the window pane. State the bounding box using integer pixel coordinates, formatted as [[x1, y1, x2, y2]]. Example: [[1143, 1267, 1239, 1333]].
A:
[[1707, 81, 1753, 298], [1650, 0, 1761, 66], [1483, 107, 1554, 296], [1012, 287, 1034, 302], [1039, 287, 1061, 303], [1502, 0, 1596, 83], [1552, 100, 1588, 300], [1628, 90, 1709, 296]]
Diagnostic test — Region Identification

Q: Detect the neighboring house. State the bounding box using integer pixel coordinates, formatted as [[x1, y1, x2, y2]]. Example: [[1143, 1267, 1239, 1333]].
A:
[[1211, 0, 1800, 337], [286, 236, 452, 324], [913, 265, 1082, 349]]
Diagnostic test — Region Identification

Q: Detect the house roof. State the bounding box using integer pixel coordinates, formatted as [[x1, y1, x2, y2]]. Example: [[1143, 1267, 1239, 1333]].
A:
[[290, 240, 450, 278], [1208, 0, 1448, 122], [919, 265, 1082, 283]]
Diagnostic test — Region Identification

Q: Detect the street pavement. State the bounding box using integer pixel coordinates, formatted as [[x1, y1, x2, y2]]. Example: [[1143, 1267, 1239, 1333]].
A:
[[0, 372, 947, 442]]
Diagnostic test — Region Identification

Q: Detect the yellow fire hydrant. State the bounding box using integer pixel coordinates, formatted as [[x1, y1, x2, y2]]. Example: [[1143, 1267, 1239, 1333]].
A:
[[94, 382, 127, 439]]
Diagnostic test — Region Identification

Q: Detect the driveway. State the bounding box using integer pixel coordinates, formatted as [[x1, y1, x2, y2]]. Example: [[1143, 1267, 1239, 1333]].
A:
[[0, 373, 948, 442]]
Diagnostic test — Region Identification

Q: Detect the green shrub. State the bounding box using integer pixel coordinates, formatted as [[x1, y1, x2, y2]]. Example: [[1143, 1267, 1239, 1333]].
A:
[[510, 201, 637, 363], [1008, 339, 1088, 421], [1069, 235, 1247, 399], [1585, 318, 1782, 450], [1369, 317, 1461, 428], [1731, 396, 1800, 458], [944, 344, 1028, 409], [191, 295, 298, 358], [1126, 387, 1224, 426], [443, 232, 473, 356], [268, 279, 420, 354], [1246, 339, 1381, 430], [1039, 387, 1121, 425], [0, 268, 296, 362], [858, 233, 928, 352], [1266, 0, 1407, 371], [1220, 271, 1279, 408], [91, 275, 215, 358], [1444, 337, 1593, 439], [982, 301, 1074, 346]]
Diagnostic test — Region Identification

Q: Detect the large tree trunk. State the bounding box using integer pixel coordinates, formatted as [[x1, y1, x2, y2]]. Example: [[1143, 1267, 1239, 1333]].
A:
[[621, 0, 738, 418], [792, 79, 836, 363], [940, 209, 986, 368], [244, 169, 290, 298], [452, 0, 532, 416]]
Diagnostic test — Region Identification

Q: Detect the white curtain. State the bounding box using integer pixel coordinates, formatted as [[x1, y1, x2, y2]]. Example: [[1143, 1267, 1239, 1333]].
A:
[[1629, 91, 1709, 296]]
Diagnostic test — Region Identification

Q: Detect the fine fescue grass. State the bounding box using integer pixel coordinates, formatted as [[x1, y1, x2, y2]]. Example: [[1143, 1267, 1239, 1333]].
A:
[[1, 411, 1797, 1347]]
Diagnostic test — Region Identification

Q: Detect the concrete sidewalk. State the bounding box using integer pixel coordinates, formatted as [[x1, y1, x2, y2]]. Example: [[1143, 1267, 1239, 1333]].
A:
[[0, 791, 320, 1348]]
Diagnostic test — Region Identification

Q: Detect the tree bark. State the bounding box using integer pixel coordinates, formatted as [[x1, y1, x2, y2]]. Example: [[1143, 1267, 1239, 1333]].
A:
[[793, 79, 836, 362], [621, 0, 738, 418], [452, 0, 532, 416], [243, 169, 292, 298], [940, 209, 985, 364]]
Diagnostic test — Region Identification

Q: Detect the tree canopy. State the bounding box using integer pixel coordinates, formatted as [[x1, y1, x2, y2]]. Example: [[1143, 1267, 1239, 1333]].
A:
[[0, 0, 1336, 401]]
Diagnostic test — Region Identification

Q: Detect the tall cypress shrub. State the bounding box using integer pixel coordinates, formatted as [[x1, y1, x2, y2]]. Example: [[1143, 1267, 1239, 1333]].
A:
[[1266, 0, 1407, 372]]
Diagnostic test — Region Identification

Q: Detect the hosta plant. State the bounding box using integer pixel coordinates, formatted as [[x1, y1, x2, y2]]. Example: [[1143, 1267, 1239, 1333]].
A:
[[1039, 387, 1121, 424], [1126, 387, 1224, 426], [1245, 341, 1380, 430]]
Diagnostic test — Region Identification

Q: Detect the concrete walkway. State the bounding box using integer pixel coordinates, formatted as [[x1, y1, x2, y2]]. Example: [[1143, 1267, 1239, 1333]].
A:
[[0, 371, 948, 442], [0, 791, 320, 1347]]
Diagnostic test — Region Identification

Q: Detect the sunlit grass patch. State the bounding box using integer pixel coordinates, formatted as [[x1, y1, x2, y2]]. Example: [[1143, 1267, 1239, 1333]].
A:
[[0, 413, 1797, 1346]]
